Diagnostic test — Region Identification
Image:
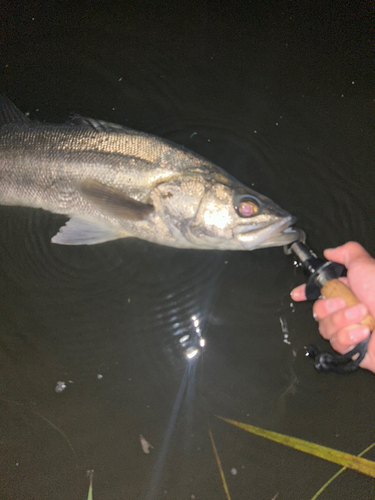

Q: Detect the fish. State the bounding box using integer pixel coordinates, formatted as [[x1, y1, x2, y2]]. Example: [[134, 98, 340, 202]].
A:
[[0, 95, 299, 250]]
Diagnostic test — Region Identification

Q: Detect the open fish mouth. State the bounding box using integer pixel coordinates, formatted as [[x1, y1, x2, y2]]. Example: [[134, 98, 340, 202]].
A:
[[234, 215, 300, 250]]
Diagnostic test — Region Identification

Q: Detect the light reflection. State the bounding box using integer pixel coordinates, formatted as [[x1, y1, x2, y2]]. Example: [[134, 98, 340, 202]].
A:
[[186, 348, 199, 359], [203, 203, 230, 230], [182, 313, 206, 361]]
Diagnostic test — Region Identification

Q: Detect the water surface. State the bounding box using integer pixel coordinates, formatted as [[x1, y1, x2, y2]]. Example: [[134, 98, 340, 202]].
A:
[[1, 2, 374, 499]]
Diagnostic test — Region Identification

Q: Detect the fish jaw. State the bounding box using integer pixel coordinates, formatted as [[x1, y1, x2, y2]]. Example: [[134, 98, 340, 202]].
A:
[[234, 215, 300, 250]]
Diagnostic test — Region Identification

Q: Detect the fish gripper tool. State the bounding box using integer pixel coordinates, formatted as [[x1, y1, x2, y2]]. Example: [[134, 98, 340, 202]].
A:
[[286, 233, 375, 373]]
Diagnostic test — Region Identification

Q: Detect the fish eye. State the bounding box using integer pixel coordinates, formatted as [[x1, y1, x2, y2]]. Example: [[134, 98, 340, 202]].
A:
[[234, 195, 258, 218]]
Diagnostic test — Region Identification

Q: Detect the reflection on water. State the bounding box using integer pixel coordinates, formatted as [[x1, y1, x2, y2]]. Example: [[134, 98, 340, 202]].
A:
[[1, 1, 375, 499], [178, 315, 205, 361], [144, 359, 198, 500]]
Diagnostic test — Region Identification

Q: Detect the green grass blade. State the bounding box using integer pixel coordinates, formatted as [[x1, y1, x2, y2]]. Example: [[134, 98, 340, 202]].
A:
[[208, 427, 232, 500], [87, 470, 94, 500], [217, 416, 375, 478], [311, 441, 375, 499]]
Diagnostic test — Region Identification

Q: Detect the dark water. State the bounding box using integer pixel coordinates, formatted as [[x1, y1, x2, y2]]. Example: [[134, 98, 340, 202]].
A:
[[1, 1, 374, 499]]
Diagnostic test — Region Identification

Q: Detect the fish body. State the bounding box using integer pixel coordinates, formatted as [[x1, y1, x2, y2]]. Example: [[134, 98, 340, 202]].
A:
[[0, 95, 299, 250]]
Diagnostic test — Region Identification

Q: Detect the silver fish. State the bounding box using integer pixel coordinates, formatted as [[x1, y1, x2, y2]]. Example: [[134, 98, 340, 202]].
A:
[[0, 95, 299, 250]]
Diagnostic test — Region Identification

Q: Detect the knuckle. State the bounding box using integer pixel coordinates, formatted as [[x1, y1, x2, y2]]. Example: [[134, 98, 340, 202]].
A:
[[313, 300, 325, 320], [331, 311, 344, 329], [318, 321, 329, 339]]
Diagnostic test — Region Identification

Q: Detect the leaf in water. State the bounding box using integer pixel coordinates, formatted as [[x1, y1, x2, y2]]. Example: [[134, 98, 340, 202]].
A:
[[217, 416, 375, 479]]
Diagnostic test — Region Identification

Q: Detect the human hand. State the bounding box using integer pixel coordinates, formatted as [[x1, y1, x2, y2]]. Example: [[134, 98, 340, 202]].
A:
[[291, 242, 375, 373]]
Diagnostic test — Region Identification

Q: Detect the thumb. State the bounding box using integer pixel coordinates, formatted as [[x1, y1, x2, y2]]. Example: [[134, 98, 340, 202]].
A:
[[324, 242, 372, 268]]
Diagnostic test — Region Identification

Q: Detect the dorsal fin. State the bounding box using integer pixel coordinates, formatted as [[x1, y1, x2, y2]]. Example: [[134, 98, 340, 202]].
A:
[[0, 94, 30, 125], [69, 114, 133, 133]]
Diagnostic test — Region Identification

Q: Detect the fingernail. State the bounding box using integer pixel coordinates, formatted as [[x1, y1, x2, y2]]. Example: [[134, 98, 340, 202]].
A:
[[325, 297, 346, 313], [348, 326, 370, 343], [290, 289, 299, 300], [344, 304, 367, 321]]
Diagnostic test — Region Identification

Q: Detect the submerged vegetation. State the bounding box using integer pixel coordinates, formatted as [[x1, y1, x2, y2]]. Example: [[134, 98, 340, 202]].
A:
[[87, 470, 93, 500], [4, 393, 374, 499], [83, 416, 375, 499], [211, 416, 375, 499]]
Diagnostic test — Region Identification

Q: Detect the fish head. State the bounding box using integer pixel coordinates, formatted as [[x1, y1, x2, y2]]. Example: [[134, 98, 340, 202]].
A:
[[153, 173, 299, 250]]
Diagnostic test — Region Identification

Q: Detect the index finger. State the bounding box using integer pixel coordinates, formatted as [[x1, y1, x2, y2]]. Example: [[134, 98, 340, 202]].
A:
[[291, 277, 349, 302], [324, 242, 371, 267]]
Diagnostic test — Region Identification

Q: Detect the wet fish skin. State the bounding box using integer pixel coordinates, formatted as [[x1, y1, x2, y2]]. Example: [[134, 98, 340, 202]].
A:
[[0, 96, 299, 250]]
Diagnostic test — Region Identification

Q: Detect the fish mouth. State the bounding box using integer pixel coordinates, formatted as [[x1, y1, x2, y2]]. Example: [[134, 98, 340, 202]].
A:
[[234, 215, 300, 250]]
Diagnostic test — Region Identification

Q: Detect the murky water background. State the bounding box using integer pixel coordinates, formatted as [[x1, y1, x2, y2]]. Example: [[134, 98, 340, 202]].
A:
[[1, 1, 374, 499]]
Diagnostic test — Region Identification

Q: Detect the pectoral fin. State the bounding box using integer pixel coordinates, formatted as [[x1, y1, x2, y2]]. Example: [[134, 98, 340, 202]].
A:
[[80, 179, 154, 221], [51, 217, 125, 245]]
